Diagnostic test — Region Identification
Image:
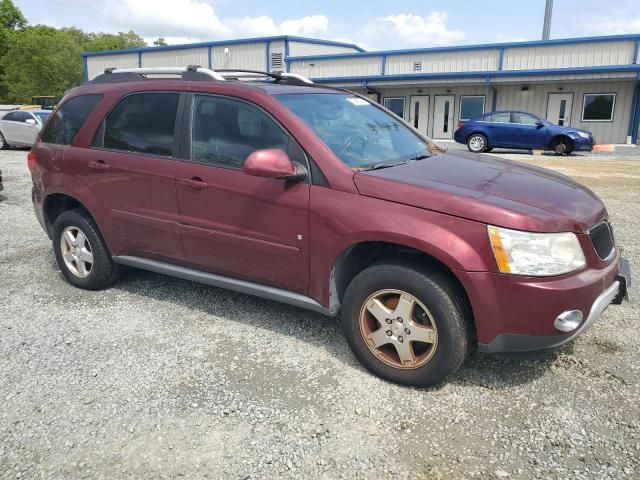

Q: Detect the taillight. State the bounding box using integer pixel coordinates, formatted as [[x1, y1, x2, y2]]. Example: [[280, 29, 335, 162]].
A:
[[27, 151, 36, 173], [457, 122, 465, 129]]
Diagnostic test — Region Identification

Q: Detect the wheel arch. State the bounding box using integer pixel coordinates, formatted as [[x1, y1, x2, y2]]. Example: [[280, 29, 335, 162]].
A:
[[466, 130, 490, 146], [329, 241, 476, 335]]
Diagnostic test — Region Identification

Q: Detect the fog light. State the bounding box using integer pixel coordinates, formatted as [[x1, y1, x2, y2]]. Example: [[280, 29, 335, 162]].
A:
[[554, 310, 583, 332]]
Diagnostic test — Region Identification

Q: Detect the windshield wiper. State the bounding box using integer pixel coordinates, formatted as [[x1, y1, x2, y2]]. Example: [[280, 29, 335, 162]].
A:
[[365, 153, 433, 171]]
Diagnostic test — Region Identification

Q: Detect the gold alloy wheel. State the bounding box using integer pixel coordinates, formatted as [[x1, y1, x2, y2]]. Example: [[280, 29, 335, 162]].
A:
[[60, 226, 94, 278], [359, 289, 438, 369]]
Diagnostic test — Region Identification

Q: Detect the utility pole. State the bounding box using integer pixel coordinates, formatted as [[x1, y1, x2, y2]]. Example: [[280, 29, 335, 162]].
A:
[[542, 0, 553, 40]]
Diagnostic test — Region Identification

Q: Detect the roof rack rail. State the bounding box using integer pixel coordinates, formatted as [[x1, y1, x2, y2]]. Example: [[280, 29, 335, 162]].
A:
[[89, 66, 314, 86]]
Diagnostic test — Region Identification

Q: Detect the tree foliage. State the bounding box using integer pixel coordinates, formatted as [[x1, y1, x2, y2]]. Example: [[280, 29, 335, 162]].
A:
[[0, 1, 149, 103]]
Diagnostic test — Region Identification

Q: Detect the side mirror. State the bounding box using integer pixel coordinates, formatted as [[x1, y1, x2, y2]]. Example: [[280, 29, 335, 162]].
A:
[[243, 149, 307, 181], [25, 118, 37, 125], [535, 120, 544, 128]]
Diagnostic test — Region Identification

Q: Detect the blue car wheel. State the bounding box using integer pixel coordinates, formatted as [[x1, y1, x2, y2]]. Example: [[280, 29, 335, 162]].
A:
[[467, 133, 487, 153]]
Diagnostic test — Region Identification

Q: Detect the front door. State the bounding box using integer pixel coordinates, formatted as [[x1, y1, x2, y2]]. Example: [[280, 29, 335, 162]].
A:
[[510, 112, 550, 148], [546, 93, 573, 126], [433, 95, 455, 139], [409, 96, 429, 136], [175, 94, 310, 294]]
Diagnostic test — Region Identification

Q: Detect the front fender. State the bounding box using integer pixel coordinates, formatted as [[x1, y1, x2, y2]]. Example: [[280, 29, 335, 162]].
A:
[[308, 187, 494, 307]]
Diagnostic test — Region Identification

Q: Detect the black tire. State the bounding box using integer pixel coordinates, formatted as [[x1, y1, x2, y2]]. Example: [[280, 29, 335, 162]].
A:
[[467, 133, 488, 153], [341, 262, 472, 387], [0, 132, 8, 150], [52, 208, 121, 290], [552, 137, 572, 155]]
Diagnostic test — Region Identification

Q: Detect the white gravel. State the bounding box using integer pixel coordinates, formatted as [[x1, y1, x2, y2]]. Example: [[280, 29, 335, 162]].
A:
[[0, 148, 639, 479]]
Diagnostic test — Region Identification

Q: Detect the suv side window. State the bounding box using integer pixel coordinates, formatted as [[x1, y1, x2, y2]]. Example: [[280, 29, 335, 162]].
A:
[[192, 95, 289, 169], [99, 93, 180, 157], [41, 94, 102, 145]]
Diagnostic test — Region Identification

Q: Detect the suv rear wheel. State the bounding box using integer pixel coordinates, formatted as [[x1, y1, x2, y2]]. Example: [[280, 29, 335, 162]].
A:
[[341, 263, 472, 387], [52, 209, 121, 290]]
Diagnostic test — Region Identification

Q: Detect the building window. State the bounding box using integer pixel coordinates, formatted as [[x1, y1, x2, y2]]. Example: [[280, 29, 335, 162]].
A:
[[383, 97, 406, 119], [459, 96, 485, 121], [582, 93, 615, 122]]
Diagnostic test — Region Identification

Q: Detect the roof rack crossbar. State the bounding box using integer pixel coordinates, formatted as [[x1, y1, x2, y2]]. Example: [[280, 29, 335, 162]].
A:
[[103, 66, 226, 81], [96, 66, 314, 86]]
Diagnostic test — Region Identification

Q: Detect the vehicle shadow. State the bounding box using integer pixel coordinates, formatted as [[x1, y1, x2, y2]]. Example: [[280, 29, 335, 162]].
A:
[[100, 265, 563, 389]]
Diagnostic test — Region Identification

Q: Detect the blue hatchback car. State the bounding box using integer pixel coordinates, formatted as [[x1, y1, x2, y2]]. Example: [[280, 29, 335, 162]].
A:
[[454, 110, 594, 155]]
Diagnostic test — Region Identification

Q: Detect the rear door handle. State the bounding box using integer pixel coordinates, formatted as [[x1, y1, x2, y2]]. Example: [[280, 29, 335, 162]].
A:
[[88, 160, 109, 171], [179, 177, 208, 189]]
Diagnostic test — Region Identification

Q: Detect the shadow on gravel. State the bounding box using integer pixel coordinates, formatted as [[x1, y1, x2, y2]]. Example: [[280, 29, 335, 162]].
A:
[[112, 267, 356, 365], [98, 265, 567, 388]]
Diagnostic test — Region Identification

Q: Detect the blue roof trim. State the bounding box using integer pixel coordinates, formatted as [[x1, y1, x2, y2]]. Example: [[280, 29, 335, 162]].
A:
[[310, 64, 640, 84], [286, 33, 640, 62], [81, 35, 364, 57]]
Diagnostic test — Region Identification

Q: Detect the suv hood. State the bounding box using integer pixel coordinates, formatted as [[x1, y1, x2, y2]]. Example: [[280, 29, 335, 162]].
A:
[[353, 150, 606, 232]]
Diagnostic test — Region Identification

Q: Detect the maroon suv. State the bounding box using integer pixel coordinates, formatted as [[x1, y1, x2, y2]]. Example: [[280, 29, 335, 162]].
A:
[[29, 67, 630, 387]]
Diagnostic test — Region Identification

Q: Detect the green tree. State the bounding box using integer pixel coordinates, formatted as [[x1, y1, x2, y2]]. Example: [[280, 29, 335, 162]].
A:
[[1, 25, 84, 102], [0, 0, 26, 30], [153, 37, 167, 47], [84, 30, 147, 52]]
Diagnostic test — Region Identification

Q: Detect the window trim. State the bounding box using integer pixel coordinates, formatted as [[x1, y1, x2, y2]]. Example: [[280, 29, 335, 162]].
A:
[[458, 95, 486, 121], [581, 92, 616, 122], [383, 97, 406, 120], [183, 92, 312, 182], [91, 91, 185, 160]]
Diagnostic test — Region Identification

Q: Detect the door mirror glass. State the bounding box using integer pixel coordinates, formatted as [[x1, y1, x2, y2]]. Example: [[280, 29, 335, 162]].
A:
[[243, 149, 306, 181], [25, 118, 37, 125]]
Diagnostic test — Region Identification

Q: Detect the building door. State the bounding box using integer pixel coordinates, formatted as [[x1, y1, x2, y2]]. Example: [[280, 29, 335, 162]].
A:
[[433, 95, 455, 139], [409, 95, 429, 136], [546, 93, 573, 126]]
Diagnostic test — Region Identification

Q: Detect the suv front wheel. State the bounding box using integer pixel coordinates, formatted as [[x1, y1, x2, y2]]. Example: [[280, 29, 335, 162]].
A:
[[52, 209, 121, 290], [341, 263, 472, 387]]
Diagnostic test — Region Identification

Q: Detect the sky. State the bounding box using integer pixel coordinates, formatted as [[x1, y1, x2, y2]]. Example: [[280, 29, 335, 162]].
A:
[[15, 0, 640, 50]]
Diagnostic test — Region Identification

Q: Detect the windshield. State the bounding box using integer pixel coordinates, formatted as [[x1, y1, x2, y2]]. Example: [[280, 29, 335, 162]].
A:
[[276, 93, 433, 169], [34, 112, 51, 122]]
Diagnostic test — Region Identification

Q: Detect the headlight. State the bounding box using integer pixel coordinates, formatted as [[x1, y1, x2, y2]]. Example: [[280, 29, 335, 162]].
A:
[[487, 225, 586, 276], [576, 131, 590, 139]]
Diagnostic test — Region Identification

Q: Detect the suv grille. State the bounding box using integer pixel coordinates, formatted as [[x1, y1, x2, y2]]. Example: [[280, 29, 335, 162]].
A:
[[589, 222, 614, 260]]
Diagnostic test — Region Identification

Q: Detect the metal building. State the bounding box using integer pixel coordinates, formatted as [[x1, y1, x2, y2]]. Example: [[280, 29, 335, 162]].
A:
[[83, 34, 640, 144]]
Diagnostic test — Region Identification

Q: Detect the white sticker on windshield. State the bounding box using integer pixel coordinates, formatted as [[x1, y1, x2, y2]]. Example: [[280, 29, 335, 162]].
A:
[[346, 98, 369, 106]]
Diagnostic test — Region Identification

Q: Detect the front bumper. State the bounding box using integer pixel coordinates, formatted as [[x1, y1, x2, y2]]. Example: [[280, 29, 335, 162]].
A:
[[459, 252, 630, 353], [479, 278, 622, 352], [570, 135, 594, 151]]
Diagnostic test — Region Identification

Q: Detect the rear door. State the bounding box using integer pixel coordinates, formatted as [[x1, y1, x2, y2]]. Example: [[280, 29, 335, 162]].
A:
[[174, 93, 310, 293], [510, 112, 549, 148], [483, 112, 512, 146], [86, 92, 184, 261]]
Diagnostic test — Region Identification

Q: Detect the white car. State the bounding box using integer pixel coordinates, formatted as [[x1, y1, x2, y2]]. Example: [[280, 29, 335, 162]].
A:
[[0, 110, 51, 149]]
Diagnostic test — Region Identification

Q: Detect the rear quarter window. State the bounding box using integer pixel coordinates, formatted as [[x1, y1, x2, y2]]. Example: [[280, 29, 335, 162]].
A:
[[40, 94, 103, 145]]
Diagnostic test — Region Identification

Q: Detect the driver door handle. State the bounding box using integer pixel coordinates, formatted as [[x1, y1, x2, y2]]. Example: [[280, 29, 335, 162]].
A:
[[179, 176, 208, 190], [88, 160, 109, 171]]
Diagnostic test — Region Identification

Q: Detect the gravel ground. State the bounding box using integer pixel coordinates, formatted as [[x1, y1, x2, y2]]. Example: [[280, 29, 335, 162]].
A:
[[1, 148, 639, 480]]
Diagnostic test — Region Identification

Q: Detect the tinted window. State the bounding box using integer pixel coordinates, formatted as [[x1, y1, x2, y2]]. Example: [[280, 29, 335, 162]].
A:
[[485, 112, 510, 123], [102, 93, 180, 156], [459, 96, 485, 121], [383, 98, 405, 119], [3, 111, 30, 122], [512, 112, 539, 125], [192, 95, 289, 168], [582, 94, 615, 121], [41, 94, 102, 145]]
